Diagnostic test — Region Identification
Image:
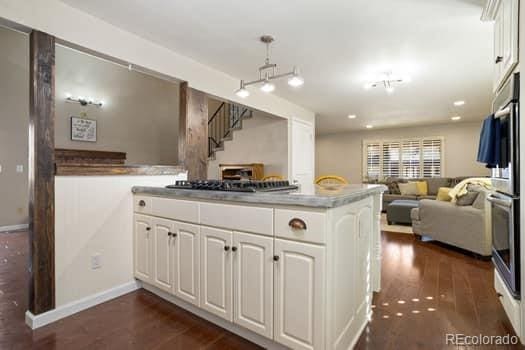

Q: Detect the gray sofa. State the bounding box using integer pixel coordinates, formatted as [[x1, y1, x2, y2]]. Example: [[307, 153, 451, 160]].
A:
[[372, 176, 475, 209], [411, 187, 491, 256]]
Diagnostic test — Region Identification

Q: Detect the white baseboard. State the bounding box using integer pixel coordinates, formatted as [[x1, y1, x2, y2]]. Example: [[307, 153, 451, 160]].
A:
[[142, 283, 288, 350], [0, 224, 28, 233], [25, 280, 141, 329]]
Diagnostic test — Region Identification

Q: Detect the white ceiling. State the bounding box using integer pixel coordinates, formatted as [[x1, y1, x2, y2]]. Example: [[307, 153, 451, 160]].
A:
[[60, 0, 493, 135]]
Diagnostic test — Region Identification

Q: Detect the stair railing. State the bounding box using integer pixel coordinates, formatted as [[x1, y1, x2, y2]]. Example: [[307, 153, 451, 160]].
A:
[[208, 102, 253, 158]]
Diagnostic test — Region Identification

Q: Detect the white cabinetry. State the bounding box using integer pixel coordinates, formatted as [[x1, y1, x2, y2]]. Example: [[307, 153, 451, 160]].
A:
[[200, 226, 233, 321], [274, 239, 325, 350], [133, 194, 381, 350], [151, 218, 175, 293], [133, 215, 153, 283], [172, 221, 200, 306], [491, 0, 519, 91], [233, 231, 274, 338]]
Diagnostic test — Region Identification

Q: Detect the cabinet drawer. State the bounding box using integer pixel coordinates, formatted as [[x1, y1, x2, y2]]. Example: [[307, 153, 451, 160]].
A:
[[151, 197, 199, 223], [274, 209, 326, 244], [494, 269, 520, 334], [134, 196, 153, 215], [200, 202, 273, 236]]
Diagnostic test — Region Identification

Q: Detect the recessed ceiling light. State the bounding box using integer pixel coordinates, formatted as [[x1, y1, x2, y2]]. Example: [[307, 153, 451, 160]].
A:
[[366, 125, 373, 129], [348, 114, 357, 119], [453, 100, 465, 106], [451, 116, 461, 121]]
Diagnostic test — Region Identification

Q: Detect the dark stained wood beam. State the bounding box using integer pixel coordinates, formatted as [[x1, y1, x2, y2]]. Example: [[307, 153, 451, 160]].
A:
[[28, 30, 55, 315], [179, 82, 208, 180], [55, 148, 127, 165]]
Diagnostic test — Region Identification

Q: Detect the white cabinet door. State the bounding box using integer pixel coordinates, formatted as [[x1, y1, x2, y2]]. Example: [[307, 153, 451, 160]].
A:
[[355, 206, 372, 321], [134, 214, 153, 283], [290, 118, 315, 188], [200, 226, 233, 321], [233, 231, 273, 338], [274, 239, 325, 350], [152, 217, 175, 293], [493, 4, 503, 90], [173, 221, 200, 306], [493, 0, 519, 91]]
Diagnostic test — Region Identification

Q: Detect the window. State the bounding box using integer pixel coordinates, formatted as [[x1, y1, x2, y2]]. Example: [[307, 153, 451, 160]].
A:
[[366, 142, 381, 179], [363, 137, 443, 180]]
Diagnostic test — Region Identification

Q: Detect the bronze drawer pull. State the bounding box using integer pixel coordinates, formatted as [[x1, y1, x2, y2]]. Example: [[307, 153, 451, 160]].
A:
[[288, 218, 307, 230], [138, 200, 146, 207]]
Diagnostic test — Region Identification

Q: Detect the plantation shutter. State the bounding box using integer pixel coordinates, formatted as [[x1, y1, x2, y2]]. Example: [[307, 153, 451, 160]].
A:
[[401, 140, 421, 178], [365, 142, 381, 179], [382, 141, 401, 178], [422, 138, 442, 177], [363, 137, 443, 180]]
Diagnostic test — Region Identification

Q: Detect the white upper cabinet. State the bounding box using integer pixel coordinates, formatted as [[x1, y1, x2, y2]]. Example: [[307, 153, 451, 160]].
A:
[[492, 0, 519, 92]]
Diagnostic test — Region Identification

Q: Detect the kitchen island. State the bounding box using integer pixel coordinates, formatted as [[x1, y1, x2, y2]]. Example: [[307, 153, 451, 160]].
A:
[[132, 183, 385, 350]]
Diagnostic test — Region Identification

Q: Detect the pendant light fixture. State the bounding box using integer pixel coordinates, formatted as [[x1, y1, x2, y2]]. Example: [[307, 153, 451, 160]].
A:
[[235, 35, 304, 98]]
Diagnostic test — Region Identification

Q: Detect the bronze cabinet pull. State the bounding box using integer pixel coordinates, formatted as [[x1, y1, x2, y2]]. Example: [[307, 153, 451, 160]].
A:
[[288, 218, 307, 230], [138, 200, 146, 207]]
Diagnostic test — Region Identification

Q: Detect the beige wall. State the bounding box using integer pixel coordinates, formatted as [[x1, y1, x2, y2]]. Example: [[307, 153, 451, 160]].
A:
[[55, 45, 180, 165], [0, 28, 29, 227], [316, 121, 490, 183], [0, 26, 180, 227], [207, 111, 288, 179]]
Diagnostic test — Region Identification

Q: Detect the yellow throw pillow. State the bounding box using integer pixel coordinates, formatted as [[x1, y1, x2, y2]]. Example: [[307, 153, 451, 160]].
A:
[[437, 187, 452, 201], [414, 181, 428, 196]]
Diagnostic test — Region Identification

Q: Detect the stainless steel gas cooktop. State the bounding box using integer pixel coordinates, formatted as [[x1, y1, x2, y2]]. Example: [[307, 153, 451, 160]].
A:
[[166, 180, 298, 193]]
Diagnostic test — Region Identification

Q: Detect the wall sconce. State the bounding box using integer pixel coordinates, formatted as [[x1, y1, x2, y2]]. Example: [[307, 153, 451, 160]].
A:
[[65, 93, 104, 108]]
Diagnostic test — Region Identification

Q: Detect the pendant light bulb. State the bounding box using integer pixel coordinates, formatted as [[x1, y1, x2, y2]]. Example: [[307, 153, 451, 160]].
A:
[[235, 80, 250, 98], [288, 67, 304, 87], [260, 79, 275, 93]]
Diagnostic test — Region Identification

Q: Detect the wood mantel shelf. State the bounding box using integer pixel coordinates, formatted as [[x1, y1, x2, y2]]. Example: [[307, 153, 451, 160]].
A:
[[55, 148, 127, 165], [55, 164, 186, 176]]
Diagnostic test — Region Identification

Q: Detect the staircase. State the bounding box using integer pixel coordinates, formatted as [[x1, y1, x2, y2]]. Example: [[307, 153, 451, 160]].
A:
[[208, 102, 253, 160]]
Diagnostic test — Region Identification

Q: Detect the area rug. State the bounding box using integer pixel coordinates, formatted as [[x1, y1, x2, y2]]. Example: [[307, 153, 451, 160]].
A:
[[380, 213, 413, 234]]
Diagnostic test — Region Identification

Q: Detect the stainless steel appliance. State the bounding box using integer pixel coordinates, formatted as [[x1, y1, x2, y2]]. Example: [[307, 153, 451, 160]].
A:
[[166, 180, 299, 193], [491, 73, 519, 196], [490, 72, 520, 299], [489, 192, 520, 298]]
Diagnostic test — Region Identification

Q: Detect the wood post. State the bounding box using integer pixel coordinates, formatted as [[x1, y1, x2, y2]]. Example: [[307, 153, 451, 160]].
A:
[[28, 30, 55, 314], [179, 82, 208, 180]]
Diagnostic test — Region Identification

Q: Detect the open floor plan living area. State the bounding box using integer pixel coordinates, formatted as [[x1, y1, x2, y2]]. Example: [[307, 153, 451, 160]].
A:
[[1, 0, 525, 349]]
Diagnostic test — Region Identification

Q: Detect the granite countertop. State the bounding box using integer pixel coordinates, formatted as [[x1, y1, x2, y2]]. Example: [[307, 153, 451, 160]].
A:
[[132, 183, 387, 208], [56, 164, 187, 176]]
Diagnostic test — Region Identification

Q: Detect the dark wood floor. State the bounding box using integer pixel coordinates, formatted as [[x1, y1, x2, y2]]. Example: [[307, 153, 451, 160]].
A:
[[356, 232, 523, 350], [0, 230, 522, 349]]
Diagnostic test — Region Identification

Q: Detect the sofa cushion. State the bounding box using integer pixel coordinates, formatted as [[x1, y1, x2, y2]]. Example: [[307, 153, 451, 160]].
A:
[[426, 178, 451, 195], [387, 182, 401, 194], [469, 184, 488, 210], [383, 194, 418, 202], [436, 187, 452, 201], [414, 181, 428, 195], [417, 195, 436, 200], [456, 191, 479, 206], [399, 182, 418, 195]]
